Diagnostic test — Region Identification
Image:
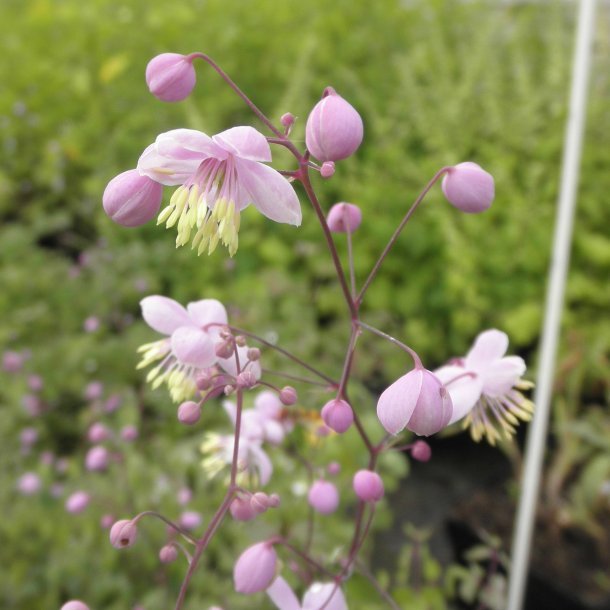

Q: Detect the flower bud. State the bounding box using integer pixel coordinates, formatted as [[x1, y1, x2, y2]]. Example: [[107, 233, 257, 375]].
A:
[[195, 369, 214, 391], [17, 472, 41, 495], [411, 440, 432, 462], [177, 401, 201, 425], [250, 492, 270, 514], [247, 347, 261, 361], [279, 386, 297, 405], [230, 496, 257, 522], [180, 510, 202, 530], [235, 335, 247, 347], [61, 601, 90, 610], [305, 87, 363, 162], [20, 427, 38, 447], [233, 541, 277, 593], [307, 480, 339, 514], [327, 462, 341, 476], [146, 53, 196, 102], [236, 371, 257, 389], [215, 338, 235, 359], [280, 112, 295, 128], [85, 446, 109, 472], [159, 544, 179, 564], [377, 368, 453, 436], [327, 202, 362, 233], [120, 425, 138, 442], [2, 350, 24, 372], [27, 374, 44, 392], [65, 491, 90, 514], [103, 170, 163, 227], [100, 514, 114, 529], [110, 519, 137, 548], [87, 422, 110, 443], [321, 398, 353, 434], [441, 162, 494, 214], [320, 161, 335, 178], [353, 470, 384, 503], [268, 493, 281, 508]]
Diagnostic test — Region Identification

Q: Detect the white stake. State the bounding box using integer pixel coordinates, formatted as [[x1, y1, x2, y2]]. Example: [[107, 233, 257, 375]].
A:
[[506, 1, 597, 609]]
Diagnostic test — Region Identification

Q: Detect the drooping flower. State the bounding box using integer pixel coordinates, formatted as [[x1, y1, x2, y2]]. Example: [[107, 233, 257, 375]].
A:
[[435, 329, 533, 445], [441, 162, 494, 214], [146, 53, 196, 102], [267, 576, 348, 610], [137, 126, 302, 256], [234, 541, 278, 594], [136, 295, 260, 403]]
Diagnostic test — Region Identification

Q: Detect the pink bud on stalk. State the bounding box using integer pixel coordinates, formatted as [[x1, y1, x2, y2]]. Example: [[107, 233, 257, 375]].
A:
[[233, 541, 277, 593], [441, 162, 495, 213], [87, 422, 110, 443], [307, 480, 339, 515], [320, 161, 336, 178], [177, 401, 201, 425], [85, 446, 109, 472], [103, 170, 163, 227], [146, 53, 196, 102], [279, 386, 297, 405], [306, 87, 364, 162], [120, 425, 138, 442], [110, 519, 137, 549], [230, 496, 257, 522], [17, 472, 41, 495], [321, 398, 353, 434], [159, 544, 179, 564], [377, 368, 453, 436], [326, 202, 362, 233], [65, 491, 91, 514], [280, 112, 295, 128], [353, 470, 384, 503], [61, 601, 90, 610], [411, 440, 432, 462]]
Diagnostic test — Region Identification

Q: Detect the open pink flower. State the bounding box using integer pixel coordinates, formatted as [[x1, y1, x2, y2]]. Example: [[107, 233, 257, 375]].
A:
[[267, 576, 348, 610], [137, 126, 302, 256], [435, 329, 533, 444]]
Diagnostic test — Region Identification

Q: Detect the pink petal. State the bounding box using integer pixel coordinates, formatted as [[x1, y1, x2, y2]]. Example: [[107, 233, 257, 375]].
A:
[[235, 158, 302, 226], [255, 390, 283, 419], [465, 329, 509, 371], [376, 370, 422, 435], [171, 326, 216, 367], [267, 577, 301, 610], [137, 143, 201, 186], [407, 371, 453, 436], [156, 129, 226, 159], [482, 356, 526, 396], [222, 399, 237, 425], [436, 365, 483, 424], [140, 296, 192, 335], [213, 126, 272, 162], [303, 582, 348, 610], [187, 299, 228, 329], [249, 444, 273, 486]]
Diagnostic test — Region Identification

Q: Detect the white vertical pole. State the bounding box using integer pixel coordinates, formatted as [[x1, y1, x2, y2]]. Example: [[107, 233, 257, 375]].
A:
[[506, 1, 597, 609]]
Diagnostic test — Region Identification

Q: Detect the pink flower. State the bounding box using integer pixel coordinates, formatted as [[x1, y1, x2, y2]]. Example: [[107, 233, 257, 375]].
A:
[[441, 162, 494, 214], [146, 53, 196, 102], [326, 202, 362, 233], [234, 541, 277, 594], [377, 368, 453, 436], [435, 329, 533, 444], [267, 577, 348, 610], [352, 470, 384, 503], [305, 87, 363, 162], [137, 126, 301, 256], [110, 519, 137, 548], [321, 398, 353, 434]]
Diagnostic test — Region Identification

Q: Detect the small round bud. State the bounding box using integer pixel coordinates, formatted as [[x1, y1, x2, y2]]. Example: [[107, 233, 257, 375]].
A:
[[180, 510, 202, 530], [20, 427, 38, 447], [61, 601, 90, 610], [103, 170, 163, 227], [247, 347, 261, 361], [327, 462, 341, 476], [84, 381, 104, 401], [268, 493, 281, 508], [177, 487, 192, 505], [159, 544, 179, 564], [17, 472, 41, 495], [100, 514, 114, 529], [441, 162, 494, 213], [27, 374, 44, 392], [234, 541, 277, 594], [327, 202, 362, 233], [307, 480, 339, 514], [279, 386, 297, 406], [110, 519, 137, 549], [87, 422, 110, 443], [65, 491, 90, 514], [85, 446, 109, 472], [235, 335, 247, 347], [305, 87, 364, 162], [411, 440, 432, 462], [195, 370, 213, 391], [320, 161, 336, 178], [120, 425, 138, 442], [236, 371, 257, 389], [250, 492, 270, 514], [146, 53, 196, 102], [280, 112, 295, 128], [353, 469, 384, 503], [321, 398, 354, 434], [215, 338, 235, 359], [230, 496, 257, 522], [177, 401, 201, 425]]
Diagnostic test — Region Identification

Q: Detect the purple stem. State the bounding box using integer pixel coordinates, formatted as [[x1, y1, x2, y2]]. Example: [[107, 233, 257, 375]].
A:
[[357, 320, 423, 369]]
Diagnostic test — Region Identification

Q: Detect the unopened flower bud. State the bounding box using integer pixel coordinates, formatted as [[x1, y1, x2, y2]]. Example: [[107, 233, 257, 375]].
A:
[[235, 335, 247, 347], [306, 87, 364, 162], [159, 544, 178, 564], [17, 472, 41, 495], [321, 398, 354, 434], [327, 462, 341, 475], [411, 440, 432, 462], [146, 53, 196, 102], [268, 493, 281, 508], [120, 425, 138, 442], [320, 161, 335, 178], [195, 370, 213, 391], [177, 401, 201, 425], [20, 427, 38, 447], [441, 162, 494, 214], [327, 202, 362, 233], [100, 514, 114, 529], [180, 510, 202, 530], [103, 170, 163, 227], [215, 338, 235, 359], [250, 492, 270, 514], [236, 371, 257, 389], [247, 347, 261, 361], [27, 375, 44, 392], [307, 480, 339, 514], [230, 496, 257, 521], [353, 469, 384, 503], [85, 446, 109, 472], [87, 422, 110, 443], [65, 491, 90, 514], [61, 601, 90, 610], [110, 519, 137, 548], [280, 112, 295, 128], [279, 386, 297, 405], [233, 541, 277, 593]]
